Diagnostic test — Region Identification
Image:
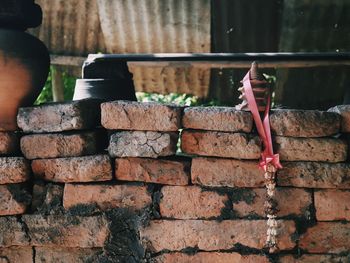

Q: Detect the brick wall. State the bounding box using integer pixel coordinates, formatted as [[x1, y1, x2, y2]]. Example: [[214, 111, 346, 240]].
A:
[[1, 100, 350, 262]]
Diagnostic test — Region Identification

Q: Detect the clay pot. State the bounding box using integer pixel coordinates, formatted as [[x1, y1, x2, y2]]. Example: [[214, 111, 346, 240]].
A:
[[0, 29, 50, 131], [73, 79, 137, 101]]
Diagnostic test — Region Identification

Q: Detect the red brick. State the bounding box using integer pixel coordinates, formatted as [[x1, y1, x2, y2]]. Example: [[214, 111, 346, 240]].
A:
[[17, 99, 101, 133], [299, 222, 350, 253], [182, 107, 253, 132], [115, 157, 190, 185], [109, 131, 178, 158], [275, 136, 347, 162], [280, 254, 349, 263], [20, 132, 101, 159], [23, 214, 109, 248], [63, 184, 152, 211], [328, 105, 350, 133], [160, 186, 228, 219], [0, 132, 19, 155], [277, 162, 350, 189], [154, 252, 269, 263], [31, 155, 112, 183], [31, 183, 64, 214], [0, 217, 30, 247], [315, 190, 350, 221], [35, 247, 101, 263], [270, 109, 340, 137], [0, 184, 30, 216], [181, 131, 261, 159], [101, 101, 182, 131], [191, 157, 264, 188], [0, 157, 30, 184], [0, 247, 33, 263], [232, 188, 312, 218], [140, 220, 296, 252]]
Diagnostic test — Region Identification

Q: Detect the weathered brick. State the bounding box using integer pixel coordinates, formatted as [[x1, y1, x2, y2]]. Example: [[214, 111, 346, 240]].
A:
[[270, 109, 340, 137], [315, 190, 350, 221], [182, 107, 253, 133], [32, 182, 64, 214], [160, 186, 228, 219], [154, 252, 269, 263], [191, 157, 264, 188], [35, 247, 101, 263], [280, 254, 350, 263], [115, 157, 190, 185], [274, 136, 347, 162], [20, 131, 102, 159], [140, 220, 296, 252], [108, 131, 178, 158], [0, 157, 30, 184], [181, 131, 261, 159], [17, 99, 101, 133], [0, 132, 19, 155], [101, 101, 182, 131], [299, 222, 350, 253], [0, 247, 33, 263], [328, 105, 350, 133], [0, 217, 30, 247], [232, 188, 312, 218], [277, 162, 350, 189], [0, 184, 31, 216], [23, 214, 109, 248], [32, 155, 112, 183], [63, 184, 152, 211]]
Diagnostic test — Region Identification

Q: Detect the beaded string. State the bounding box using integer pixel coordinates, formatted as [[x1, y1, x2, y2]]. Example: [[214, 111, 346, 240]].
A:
[[237, 62, 282, 253]]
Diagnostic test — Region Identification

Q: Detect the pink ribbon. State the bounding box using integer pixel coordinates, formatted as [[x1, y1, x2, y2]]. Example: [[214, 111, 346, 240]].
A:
[[242, 71, 282, 172]]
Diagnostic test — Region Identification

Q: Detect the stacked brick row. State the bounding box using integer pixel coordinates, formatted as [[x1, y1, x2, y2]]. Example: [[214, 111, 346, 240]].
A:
[[1, 100, 350, 262], [0, 129, 31, 217], [1, 100, 111, 262]]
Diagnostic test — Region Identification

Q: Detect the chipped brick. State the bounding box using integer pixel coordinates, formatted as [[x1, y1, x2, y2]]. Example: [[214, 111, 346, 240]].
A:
[[160, 186, 228, 219], [328, 105, 350, 133], [277, 162, 350, 189], [275, 136, 347, 162], [0, 217, 29, 247], [299, 222, 350, 253], [17, 99, 101, 133], [115, 157, 190, 185], [108, 131, 178, 158], [63, 184, 152, 211], [315, 190, 350, 221], [20, 131, 102, 159], [0, 157, 30, 184], [0, 132, 19, 156], [191, 157, 264, 188], [101, 101, 182, 131], [270, 109, 340, 137], [23, 214, 109, 248], [31, 155, 112, 183], [181, 131, 261, 159], [0, 184, 31, 216], [182, 107, 253, 132], [154, 252, 269, 263], [140, 220, 296, 252]]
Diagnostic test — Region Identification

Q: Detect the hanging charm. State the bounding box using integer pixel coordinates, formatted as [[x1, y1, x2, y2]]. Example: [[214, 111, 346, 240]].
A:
[[237, 62, 282, 253]]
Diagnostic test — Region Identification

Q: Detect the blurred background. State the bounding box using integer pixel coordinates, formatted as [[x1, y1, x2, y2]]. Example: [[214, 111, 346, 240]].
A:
[[29, 0, 350, 109]]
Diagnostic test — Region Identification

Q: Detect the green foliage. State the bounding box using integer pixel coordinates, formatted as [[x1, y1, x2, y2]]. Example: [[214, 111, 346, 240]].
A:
[[136, 92, 228, 107], [63, 72, 76, 100], [35, 69, 53, 105], [136, 92, 200, 106], [35, 67, 77, 105]]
